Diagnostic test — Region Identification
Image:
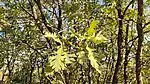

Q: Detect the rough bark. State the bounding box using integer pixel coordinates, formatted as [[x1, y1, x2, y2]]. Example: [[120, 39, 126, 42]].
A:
[[124, 22, 129, 84], [112, 0, 123, 84], [136, 0, 143, 84]]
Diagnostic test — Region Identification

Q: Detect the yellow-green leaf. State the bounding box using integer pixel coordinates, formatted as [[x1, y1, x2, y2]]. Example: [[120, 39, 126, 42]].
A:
[[44, 32, 62, 43], [49, 47, 65, 72], [86, 46, 101, 73], [64, 52, 76, 64], [88, 32, 107, 44], [89, 56, 101, 73], [77, 51, 86, 64], [87, 20, 98, 36], [44, 32, 51, 38]]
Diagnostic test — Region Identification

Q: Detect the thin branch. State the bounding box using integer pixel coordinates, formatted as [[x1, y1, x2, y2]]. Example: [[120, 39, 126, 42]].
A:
[[28, 0, 36, 20], [21, 40, 44, 58], [42, 5, 58, 18], [33, 0, 53, 32], [143, 21, 150, 28], [26, 0, 52, 48], [123, 0, 135, 16], [128, 29, 150, 43], [19, 3, 34, 19], [124, 19, 137, 23], [57, 2, 62, 31]]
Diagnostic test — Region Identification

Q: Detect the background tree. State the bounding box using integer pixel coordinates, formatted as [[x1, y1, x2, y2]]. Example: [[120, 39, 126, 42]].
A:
[[0, 0, 150, 84]]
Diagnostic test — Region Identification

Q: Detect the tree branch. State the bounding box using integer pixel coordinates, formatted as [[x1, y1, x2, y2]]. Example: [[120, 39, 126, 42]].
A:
[[123, 0, 135, 16], [128, 29, 150, 43], [34, 0, 53, 32], [143, 21, 150, 28], [21, 40, 44, 58]]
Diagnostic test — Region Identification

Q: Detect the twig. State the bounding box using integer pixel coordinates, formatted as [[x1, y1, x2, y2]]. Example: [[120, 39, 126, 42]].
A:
[[123, 0, 135, 15]]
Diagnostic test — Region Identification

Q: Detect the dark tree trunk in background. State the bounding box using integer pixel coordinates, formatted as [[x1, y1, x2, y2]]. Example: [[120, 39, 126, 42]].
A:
[[124, 22, 129, 84], [88, 61, 91, 84], [136, 0, 143, 84], [112, 0, 123, 84]]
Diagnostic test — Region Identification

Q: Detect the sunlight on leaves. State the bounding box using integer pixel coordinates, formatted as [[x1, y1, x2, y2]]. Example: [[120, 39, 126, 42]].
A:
[[49, 47, 65, 72], [88, 20, 98, 36], [77, 51, 86, 64], [44, 32, 51, 38], [44, 32, 62, 43], [90, 32, 107, 44], [64, 52, 76, 64], [86, 46, 101, 73]]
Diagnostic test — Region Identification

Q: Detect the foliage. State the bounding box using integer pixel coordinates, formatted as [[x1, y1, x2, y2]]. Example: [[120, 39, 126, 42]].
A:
[[0, 0, 150, 84]]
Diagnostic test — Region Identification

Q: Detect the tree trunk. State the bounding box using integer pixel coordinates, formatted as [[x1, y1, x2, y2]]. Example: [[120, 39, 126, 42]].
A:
[[124, 22, 129, 84], [112, 0, 123, 84], [88, 60, 91, 84], [136, 0, 143, 84]]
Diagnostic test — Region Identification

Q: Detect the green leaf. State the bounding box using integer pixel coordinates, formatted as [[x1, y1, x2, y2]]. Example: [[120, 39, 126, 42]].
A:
[[86, 46, 101, 73], [77, 51, 86, 64], [68, 13, 81, 22], [64, 52, 76, 64], [45, 65, 54, 76], [49, 47, 65, 72], [89, 32, 107, 44], [44, 32, 62, 43], [88, 20, 98, 36]]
